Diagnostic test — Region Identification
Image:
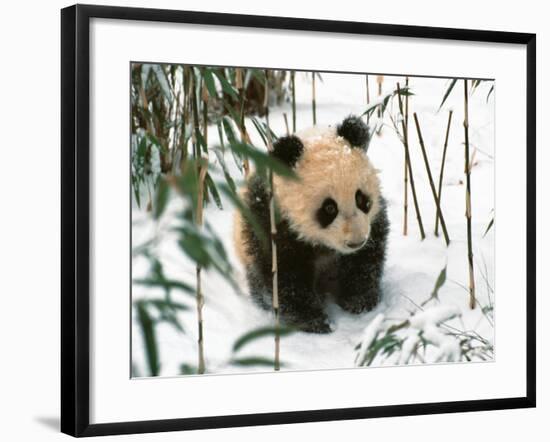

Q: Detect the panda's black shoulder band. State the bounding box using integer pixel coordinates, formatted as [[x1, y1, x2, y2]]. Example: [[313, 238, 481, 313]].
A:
[[337, 115, 370, 149], [271, 135, 304, 168]]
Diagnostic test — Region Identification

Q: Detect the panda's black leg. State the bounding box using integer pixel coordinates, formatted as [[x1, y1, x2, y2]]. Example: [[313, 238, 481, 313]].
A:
[[278, 283, 332, 334], [246, 265, 271, 310], [246, 262, 331, 333], [337, 269, 381, 314], [337, 202, 389, 314], [337, 246, 384, 314]]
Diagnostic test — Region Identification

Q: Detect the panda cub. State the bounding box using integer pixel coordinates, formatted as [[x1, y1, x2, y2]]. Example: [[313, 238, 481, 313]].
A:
[[234, 115, 389, 333]]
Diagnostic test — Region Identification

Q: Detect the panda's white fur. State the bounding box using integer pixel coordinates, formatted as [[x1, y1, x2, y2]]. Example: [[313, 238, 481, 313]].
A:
[[234, 116, 389, 333], [273, 125, 381, 254]]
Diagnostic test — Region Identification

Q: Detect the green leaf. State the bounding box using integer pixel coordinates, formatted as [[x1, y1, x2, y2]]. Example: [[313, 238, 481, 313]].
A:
[[230, 357, 283, 367], [135, 300, 160, 376], [223, 101, 242, 127], [133, 277, 193, 294], [213, 145, 237, 195], [430, 265, 447, 301], [438, 79, 457, 111], [180, 363, 197, 375], [250, 117, 268, 146], [250, 116, 278, 146], [228, 142, 297, 179], [178, 233, 212, 268], [248, 68, 266, 85], [202, 68, 218, 98], [470, 79, 482, 92], [140, 64, 152, 91], [151, 65, 173, 101], [222, 116, 244, 173], [147, 299, 189, 312], [143, 299, 188, 333], [174, 222, 234, 285], [361, 86, 413, 118], [153, 178, 170, 220], [213, 70, 238, 99], [486, 84, 495, 102], [205, 173, 223, 210], [222, 116, 239, 145], [174, 162, 200, 209], [132, 174, 141, 208], [483, 217, 494, 237], [363, 333, 401, 366], [146, 133, 167, 153], [232, 326, 295, 353], [218, 182, 268, 249], [196, 130, 208, 154]]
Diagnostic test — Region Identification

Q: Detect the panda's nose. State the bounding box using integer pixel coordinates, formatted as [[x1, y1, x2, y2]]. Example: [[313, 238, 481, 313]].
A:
[[345, 240, 366, 250]]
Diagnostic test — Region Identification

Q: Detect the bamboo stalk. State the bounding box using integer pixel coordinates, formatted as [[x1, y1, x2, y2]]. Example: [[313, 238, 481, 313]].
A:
[[190, 70, 207, 374], [195, 163, 208, 374], [201, 75, 208, 145], [376, 75, 384, 120], [235, 68, 251, 177], [312, 72, 317, 126], [366, 75, 371, 105], [283, 113, 290, 136], [403, 77, 410, 236], [413, 112, 450, 246], [178, 66, 191, 173], [463, 79, 476, 309], [291, 71, 296, 133], [435, 110, 453, 236], [190, 70, 201, 160], [396, 83, 425, 240], [264, 70, 280, 371]]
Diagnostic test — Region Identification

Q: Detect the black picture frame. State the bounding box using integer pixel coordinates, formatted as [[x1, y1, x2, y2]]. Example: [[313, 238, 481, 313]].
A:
[[61, 4, 536, 437]]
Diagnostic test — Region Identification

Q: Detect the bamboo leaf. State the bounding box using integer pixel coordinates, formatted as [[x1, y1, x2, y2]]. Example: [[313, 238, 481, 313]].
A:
[[219, 182, 268, 249], [202, 68, 218, 98], [250, 116, 268, 146], [140, 64, 151, 90], [213, 146, 237, 195], [483, 217, 494, 237], [205, 173, 223, 210], [153, 178, 170, 219], [151, 65, 173, 101], [213, 70, 239, 99], [222, 117, 244, 172], [486, 84, 495, 103], [133, 277, 193, 294], [438, 79, 457, 111], [228, 142, 297, 179], [431, 266, 447, 301], [136, 300, 160, 376], [232, 326, 295, 352], [146, 133, 167, 153], [180, 363, 197, 375], [248, 68, 266, 85], [147, 299, 189, 311], [230, 357, 284, 367]]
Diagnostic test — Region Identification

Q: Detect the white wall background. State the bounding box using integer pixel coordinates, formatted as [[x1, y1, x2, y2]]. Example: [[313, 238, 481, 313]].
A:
[[0, 0, 545, 440]]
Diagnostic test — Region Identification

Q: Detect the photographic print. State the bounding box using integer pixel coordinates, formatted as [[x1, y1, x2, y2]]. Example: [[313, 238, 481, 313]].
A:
[[130, 64, 495, 377]]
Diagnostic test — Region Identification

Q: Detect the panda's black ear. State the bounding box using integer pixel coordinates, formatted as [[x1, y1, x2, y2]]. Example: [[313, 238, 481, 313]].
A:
[[337, 115, 370, 150], [271, 135, 304, 168]]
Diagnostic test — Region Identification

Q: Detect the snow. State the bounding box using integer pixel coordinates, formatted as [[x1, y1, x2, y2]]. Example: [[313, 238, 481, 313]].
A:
[[132, 71, 495, 377]]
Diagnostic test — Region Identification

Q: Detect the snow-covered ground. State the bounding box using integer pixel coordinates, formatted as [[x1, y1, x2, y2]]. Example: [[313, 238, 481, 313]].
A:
[[132, 72, 495, 377]]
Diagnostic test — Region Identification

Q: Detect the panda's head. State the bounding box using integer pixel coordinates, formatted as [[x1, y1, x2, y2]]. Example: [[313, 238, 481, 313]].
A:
[[272, 115, 381, 255]]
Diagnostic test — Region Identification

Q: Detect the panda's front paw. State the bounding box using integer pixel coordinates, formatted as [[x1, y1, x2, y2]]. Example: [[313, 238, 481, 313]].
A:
[[338, 292, 378, 314], [300, 316, 333, 334]]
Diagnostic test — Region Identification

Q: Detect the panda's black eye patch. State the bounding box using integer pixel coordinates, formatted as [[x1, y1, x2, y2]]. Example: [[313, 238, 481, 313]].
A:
[[316, 198, 338, 228], [355, 189, 371, 214]]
